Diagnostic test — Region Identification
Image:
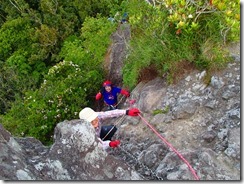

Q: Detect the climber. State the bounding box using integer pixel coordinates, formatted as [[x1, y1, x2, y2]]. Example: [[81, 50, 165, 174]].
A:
[[95, 80, 130, 110], [121, 12, 129, 24], [79, 107, 140, 150]]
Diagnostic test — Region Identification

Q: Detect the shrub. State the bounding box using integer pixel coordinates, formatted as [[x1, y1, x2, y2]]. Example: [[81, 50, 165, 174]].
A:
[[121, 0, 240, 88], [2, 60, 103, 145]]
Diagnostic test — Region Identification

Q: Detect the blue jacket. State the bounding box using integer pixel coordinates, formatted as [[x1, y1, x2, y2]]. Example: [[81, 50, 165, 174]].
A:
[[101, 87, 121, 105]]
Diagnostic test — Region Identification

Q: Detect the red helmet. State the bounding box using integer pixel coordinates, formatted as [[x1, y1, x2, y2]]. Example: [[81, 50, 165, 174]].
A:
[[103, 80, 112, 87]]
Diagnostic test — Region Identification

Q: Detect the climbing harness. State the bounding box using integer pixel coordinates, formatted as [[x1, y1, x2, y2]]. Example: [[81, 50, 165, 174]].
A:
[[138, 114, 200, 180]]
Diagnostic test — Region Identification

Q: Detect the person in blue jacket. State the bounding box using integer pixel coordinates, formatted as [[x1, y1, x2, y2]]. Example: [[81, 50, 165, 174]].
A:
[[95, 80, 130, 110]]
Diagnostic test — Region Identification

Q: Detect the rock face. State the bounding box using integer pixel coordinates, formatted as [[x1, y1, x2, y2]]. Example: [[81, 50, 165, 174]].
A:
[[0, 121, 142, 180], [0, 24, 240, 181], [104, 23, 131, 87], [113, 46, 240, 180]]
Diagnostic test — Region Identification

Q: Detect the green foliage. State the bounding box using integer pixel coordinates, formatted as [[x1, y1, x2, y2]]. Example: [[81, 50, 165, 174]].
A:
[[58, 35, 85, 63], [0, 0, 120, 116], [59, 16, 117, 67], [2, 60, 103, 145], [152, 106, 169, 115], [0, 16, 47, 99], [2, 16, 115, 145], [121, 0, 240, 88], [81, 16, 117, 64], [197, 39, 230, 70], [0, 51, 45, 114], [0, 17, 33, 60]]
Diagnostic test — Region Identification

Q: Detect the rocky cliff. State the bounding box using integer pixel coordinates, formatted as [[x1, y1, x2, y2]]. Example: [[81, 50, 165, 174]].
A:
[[114, 52, 240, 180], [0, 120, 142, 180], [0, 24, 240, 181]]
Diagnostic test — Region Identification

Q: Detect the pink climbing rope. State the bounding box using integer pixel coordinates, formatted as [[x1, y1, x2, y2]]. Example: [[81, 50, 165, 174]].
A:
[[138, 114, 200, 180]]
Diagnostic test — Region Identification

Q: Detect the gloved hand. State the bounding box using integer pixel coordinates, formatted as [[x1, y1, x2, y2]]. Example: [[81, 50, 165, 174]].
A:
[[95, 92, 102, 100], [121, 89, 130, 97], [109, 140, 120, 148], [126, 108, 140, 116]]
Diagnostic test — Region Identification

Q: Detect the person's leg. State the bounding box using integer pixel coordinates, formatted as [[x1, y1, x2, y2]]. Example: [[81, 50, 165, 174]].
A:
[[100, 125, 117, 141]]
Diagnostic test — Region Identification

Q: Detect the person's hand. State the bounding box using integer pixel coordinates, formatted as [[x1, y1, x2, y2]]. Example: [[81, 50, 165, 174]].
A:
[[121, 89, 130, 97], [95, 92, 102, 100], [126, 108, 140, 116], [109, 140, 120, 148]]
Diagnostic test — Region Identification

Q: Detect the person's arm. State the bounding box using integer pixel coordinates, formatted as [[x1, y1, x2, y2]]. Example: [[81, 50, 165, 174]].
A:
[[95, 92, 102, 100], [97, 109, 126, 120], [97, 108, 140, 120], [98, 138, 120, 150], [120, 89, 130, 97], [95, 87, 105, 100]]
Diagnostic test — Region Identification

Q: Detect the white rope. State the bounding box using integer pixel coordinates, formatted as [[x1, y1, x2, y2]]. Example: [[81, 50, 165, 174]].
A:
[[101, 114, 126, 141]]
